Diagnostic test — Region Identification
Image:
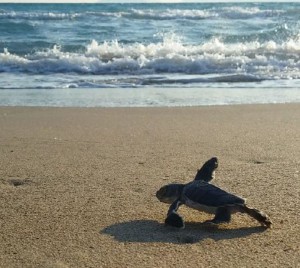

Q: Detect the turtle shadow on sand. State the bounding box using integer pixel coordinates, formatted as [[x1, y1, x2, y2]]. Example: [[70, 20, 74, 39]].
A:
[[101, 220, 267, 244]]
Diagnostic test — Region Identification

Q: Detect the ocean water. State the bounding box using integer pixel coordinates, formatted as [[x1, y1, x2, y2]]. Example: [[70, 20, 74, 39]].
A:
[[0, 2, 300, 107]]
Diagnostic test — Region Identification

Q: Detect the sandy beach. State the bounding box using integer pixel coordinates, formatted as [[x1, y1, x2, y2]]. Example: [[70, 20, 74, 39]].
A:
[[0, 104, 299, 268]]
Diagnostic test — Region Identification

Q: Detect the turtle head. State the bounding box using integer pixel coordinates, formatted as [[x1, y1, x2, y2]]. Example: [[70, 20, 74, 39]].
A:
[[156, 183, 185, 204], [194, 157, 218, 182]]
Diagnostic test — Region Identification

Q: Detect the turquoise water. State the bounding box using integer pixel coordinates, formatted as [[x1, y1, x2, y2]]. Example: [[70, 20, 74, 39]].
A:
[[0, 3, 300, 106]]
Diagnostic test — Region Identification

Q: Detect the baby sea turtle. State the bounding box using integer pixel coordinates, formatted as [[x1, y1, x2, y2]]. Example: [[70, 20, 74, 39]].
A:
[[156, 158, 272, 229], [157, 157, 218, 205]]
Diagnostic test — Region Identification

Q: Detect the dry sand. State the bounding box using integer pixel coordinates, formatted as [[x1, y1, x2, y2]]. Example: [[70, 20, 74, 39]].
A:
[[0, 104, 299, 268]]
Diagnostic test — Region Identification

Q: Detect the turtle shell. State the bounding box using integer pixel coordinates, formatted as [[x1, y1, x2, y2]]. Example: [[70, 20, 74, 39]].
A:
[[182, 180, 245, 213]]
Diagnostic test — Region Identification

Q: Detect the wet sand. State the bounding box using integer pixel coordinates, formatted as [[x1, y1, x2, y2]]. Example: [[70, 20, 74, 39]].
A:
[[0, 104, 299, 267]]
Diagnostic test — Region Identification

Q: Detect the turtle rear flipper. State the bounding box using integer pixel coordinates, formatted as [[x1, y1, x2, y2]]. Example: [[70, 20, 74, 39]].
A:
[[210, 207, 232, 224], [237, 205, 272, 228]]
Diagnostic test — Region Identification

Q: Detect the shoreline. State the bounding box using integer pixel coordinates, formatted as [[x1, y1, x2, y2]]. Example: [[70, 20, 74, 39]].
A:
[[1, 86, 300, 108], [0, 101, 300, 109], [0, 103, 299, 267]]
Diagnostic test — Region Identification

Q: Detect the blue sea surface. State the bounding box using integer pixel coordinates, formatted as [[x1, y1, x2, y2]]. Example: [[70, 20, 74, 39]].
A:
[[0, 3, 300, 107]]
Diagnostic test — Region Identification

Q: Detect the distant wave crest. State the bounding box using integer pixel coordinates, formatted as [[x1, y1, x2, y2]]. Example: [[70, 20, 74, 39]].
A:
[[0, 6, 285, 21], [0, 10, 79, 20]]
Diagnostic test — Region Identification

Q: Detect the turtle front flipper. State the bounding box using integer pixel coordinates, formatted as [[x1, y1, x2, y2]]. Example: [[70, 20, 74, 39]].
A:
[[165, 199, 185, 228], [165, 213, 184, 228], [194, 157, 218, 182]]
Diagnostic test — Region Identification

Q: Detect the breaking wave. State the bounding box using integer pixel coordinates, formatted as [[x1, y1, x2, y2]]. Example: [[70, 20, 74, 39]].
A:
[[1, 36, 300, 81]]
